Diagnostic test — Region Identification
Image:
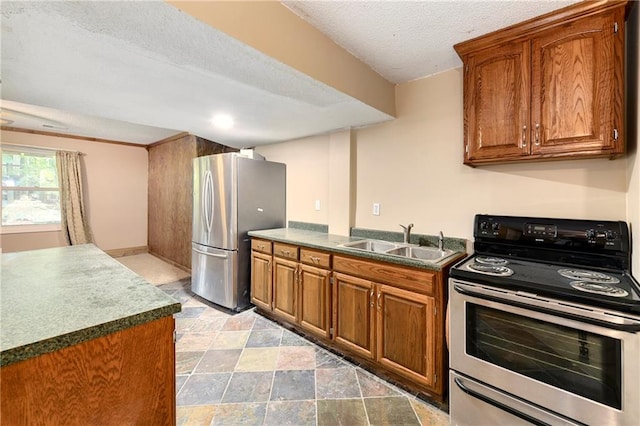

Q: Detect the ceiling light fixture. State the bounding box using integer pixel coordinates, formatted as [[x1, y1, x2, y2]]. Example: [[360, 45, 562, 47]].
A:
[[211, 113, 234, 130]]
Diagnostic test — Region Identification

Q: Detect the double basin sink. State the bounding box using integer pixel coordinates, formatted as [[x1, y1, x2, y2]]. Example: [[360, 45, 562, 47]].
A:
[[339, 239, 458, 264]]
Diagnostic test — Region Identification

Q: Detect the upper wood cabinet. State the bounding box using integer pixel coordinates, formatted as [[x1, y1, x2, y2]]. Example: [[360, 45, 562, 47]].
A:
[[455, 1, 627, 166]]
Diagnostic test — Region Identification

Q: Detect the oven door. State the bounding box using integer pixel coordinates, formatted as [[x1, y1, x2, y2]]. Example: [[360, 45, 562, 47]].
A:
[[449, 279, 640, 426]]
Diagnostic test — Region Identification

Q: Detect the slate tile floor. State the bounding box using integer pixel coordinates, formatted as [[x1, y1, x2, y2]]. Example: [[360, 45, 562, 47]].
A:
[[159, 279, 449, 426]]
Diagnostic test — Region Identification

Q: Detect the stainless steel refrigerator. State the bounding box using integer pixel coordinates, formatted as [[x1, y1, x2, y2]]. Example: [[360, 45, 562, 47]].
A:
[[192, 153, 285, 310]]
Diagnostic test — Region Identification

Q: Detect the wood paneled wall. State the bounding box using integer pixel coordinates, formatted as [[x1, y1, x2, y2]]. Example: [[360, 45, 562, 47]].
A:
[[147, 134, 236, 270]]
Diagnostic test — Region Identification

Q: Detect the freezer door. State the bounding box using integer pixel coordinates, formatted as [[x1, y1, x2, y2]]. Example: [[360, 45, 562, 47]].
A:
[[191, 243, 238, 309], [192, 154, 237, 250]]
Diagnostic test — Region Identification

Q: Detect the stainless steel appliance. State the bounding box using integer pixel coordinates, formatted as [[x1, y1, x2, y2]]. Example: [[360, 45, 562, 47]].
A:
[[449, 215, 640, 426], [192, 153, 285, 310]]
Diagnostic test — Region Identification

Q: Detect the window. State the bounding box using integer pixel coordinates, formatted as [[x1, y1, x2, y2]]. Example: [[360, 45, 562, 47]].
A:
[[1, 146, 61, 232]]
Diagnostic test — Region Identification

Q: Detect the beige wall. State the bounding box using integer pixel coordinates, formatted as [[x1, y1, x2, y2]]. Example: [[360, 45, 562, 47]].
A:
[[257, 134, 330, 226], [356, 69, 627, 240], [1, 131, 148, 252], [257, 65, 634, 263]]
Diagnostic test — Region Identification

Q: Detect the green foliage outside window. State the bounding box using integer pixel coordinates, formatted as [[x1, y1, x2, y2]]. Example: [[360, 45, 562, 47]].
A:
[[1, 149, 61, 226]]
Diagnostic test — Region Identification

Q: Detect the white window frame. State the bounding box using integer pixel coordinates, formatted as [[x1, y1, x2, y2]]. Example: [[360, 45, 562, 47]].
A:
[[1, 145, 62, 234]]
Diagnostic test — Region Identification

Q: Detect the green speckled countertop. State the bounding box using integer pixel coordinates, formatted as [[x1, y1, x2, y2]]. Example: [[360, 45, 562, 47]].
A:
[[247, 228, 467, 272], [1, 244, 181, 367]]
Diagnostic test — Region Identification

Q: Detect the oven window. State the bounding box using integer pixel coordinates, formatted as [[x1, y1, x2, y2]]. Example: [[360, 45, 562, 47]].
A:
[[466, 305, 622, 409]]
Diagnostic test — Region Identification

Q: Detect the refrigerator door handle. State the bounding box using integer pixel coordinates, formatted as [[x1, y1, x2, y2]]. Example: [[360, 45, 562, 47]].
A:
[[203, 170, 214, 235], [192, 247, 228, 259]]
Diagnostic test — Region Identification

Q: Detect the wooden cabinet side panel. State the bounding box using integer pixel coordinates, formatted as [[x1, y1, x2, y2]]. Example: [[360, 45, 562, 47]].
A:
[[272, 257, 298, 322], [251, 251, 272, 310], [1, 316, 176, 426], [148, 135, 196, 269]]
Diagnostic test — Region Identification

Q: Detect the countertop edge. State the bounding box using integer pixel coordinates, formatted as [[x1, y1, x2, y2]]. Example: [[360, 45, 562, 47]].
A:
[[0, 303, 181, 368], [248, 228, 467, 272]]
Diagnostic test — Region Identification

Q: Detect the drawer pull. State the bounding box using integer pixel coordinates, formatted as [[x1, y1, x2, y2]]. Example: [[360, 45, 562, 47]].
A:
[[310, 256, 320, 264]]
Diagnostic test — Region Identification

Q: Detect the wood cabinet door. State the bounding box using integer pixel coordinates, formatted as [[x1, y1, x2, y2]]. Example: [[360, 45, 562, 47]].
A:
[[332, 273, 375, 359], [272, 257, 298, 323], [531, 11, 621, 156], [376, 284, 435, 388], [250, 251, 272, 311], [298, 265, 331, 339], [464, 40, 530, 164]]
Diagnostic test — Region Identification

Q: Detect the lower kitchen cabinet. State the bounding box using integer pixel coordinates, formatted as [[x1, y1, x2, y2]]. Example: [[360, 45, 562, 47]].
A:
[[250, 251, 272, 311], [272, 256, 298, 323], [376, 284, 436, 388], [298, 264, 331, 339], [250, 238, 455, 404], [333, 272, 376, 359]]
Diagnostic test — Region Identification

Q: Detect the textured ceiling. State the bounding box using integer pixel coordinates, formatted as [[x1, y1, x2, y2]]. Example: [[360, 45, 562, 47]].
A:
[[1, 0, 579, 147], [284, 0, 579, 83]]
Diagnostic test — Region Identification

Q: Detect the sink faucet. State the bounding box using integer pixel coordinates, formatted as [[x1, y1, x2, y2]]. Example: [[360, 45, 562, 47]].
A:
[[400, 223, 414, 243], [438, 231, 444, 251]]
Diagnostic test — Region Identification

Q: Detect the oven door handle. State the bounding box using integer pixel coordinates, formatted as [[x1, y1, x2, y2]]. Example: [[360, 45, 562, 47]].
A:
[[453, 284, 640, 332], [454, 377, 553, 426]]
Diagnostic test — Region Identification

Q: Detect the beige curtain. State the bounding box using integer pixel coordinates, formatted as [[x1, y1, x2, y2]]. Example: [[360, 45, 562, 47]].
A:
[[56, 151, 93, 245]]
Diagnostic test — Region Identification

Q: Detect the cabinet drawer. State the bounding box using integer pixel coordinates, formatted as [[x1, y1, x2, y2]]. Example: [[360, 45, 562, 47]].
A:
[[333, 255, 434, 295], [300, 248, 331, 269], [273, 243, 299, 260], [251, 239, 272, 255]]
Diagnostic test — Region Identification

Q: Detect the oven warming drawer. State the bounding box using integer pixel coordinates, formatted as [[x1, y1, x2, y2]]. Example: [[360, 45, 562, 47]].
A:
[[450, 371, 581, 426]]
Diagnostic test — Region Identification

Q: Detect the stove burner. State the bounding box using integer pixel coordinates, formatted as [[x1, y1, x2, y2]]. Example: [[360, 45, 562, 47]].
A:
[[475, 256, 509, 266], [467, 262, 514, 277], [570, 281, 629, 298], [558, 269, 620, 284]]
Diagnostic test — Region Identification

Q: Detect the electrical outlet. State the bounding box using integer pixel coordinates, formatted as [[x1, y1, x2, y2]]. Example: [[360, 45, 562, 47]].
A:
[[315, 199, 321, 211], [373, 203, 380, 216]]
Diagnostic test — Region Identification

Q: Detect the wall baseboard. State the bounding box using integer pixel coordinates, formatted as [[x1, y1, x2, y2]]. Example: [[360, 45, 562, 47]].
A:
[[106, 246, 148, 258]]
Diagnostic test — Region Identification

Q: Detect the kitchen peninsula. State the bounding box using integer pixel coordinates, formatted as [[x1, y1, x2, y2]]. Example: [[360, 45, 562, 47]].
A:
[[1, 244, 181, 425]]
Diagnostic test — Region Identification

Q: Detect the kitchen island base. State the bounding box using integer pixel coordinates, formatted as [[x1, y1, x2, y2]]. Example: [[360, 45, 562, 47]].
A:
[[1, 316, 176, 425]]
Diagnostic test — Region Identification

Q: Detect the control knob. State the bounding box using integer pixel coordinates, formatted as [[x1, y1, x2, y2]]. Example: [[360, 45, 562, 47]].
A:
[[480, 221, 490, 230], [492, 223, 500, 231], [586, 229, 597, 240], [605, 230, 616, 240]]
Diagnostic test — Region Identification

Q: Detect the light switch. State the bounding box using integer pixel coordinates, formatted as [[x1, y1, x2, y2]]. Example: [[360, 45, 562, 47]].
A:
[[315, 199, 321, 211], [373, 203, 380, 216]]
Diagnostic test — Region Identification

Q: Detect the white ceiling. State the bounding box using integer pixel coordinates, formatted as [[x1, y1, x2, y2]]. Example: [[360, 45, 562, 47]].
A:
[[0, 0, 578, 148]]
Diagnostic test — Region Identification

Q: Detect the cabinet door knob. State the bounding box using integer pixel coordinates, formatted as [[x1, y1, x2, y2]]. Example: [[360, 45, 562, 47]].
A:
[[369, 289, 374, 307], [522, 125, 527, 147], [535, 123, 540, 145]]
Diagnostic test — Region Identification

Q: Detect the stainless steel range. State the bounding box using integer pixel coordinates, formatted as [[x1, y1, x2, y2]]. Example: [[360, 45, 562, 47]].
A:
[[449, 215, 640, 426]]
